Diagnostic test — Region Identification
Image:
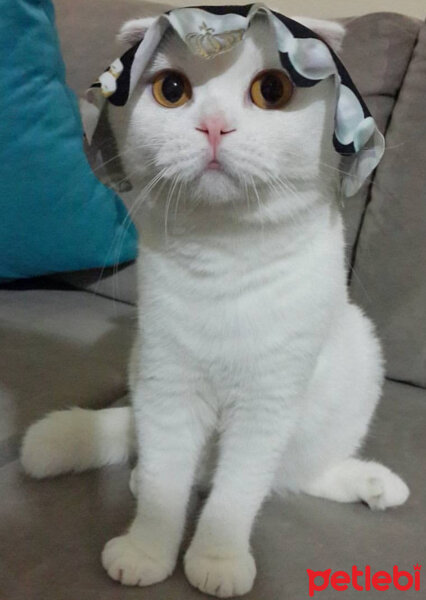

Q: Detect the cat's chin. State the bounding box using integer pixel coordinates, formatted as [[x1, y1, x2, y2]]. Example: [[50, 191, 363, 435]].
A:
[[191, 169, 242, 205]]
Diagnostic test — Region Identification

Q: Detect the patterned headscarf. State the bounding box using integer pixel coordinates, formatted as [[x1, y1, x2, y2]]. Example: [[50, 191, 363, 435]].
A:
[[81, 4, 384, 197]]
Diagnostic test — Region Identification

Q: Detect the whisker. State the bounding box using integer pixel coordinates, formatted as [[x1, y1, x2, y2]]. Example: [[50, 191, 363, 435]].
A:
[[173, 179, 186, 222], [164, 174, 180, 243], [94, 167, 169, 302], [248, 175, 265, 238]]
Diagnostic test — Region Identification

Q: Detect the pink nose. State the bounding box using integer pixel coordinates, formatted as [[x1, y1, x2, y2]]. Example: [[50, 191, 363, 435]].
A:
[[196, 116, 236, 156]]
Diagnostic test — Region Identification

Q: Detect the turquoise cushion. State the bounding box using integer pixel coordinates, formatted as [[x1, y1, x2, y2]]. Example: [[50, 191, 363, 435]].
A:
[[0, 0, 137, 281]]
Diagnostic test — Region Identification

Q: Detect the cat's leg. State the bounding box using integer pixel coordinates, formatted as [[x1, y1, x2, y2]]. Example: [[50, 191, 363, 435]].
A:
[[184, 394, 296, 598], [129, 434, 217, 498], [275, 304, 409, 510], [102, 366, 211, 587], [302, 457, 409, 509]]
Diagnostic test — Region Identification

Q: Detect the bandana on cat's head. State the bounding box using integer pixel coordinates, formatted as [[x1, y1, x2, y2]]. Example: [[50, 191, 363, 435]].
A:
[[81, 3, 384, 197]]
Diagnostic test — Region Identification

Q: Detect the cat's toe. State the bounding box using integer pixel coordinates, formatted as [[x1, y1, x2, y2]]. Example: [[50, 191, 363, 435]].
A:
[[102, 534, 173, 586], [361, 470, 409, 510], [184, 549, 256, 598]]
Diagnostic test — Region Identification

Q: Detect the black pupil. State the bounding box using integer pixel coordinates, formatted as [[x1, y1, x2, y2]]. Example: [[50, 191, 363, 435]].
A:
[[261, 74, 284, 104], [162, 73, 184, 103]]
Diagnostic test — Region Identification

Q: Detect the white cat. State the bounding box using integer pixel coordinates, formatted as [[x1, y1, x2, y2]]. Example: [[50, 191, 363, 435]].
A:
[[21, 13, 409, 598]]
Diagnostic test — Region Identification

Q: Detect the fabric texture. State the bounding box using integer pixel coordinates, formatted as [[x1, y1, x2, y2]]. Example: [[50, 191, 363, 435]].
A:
[[0, 281, 135, 453], [0, 0, 137, 282], [82, 3, 384, 198], [350, 19, 426, 389]]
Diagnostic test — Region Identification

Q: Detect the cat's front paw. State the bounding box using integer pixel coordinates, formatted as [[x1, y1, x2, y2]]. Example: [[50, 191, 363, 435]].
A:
[[102, 534, 174, 586], [184, 548, 256, 598]]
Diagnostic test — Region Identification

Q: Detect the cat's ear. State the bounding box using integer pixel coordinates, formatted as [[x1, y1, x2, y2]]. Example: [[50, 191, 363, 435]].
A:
[[293, 17, 346, 53], [117, 17, 156, 45]]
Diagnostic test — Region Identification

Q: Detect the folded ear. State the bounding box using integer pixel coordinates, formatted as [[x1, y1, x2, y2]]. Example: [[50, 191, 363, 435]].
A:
[[293, 17, 346, 53], [117, 17, 156, 45]]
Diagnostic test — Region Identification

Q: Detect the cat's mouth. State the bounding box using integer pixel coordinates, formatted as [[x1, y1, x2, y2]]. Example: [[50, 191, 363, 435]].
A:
[[206, 160, 222, 171], [190, 155, 242, 202]]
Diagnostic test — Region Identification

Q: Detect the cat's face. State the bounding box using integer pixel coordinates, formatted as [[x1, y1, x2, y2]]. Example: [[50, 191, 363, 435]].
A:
[[109, 17, 340, 206]]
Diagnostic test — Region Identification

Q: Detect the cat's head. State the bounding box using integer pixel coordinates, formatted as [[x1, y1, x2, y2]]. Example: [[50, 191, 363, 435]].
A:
[[106, 13, 346, 210]]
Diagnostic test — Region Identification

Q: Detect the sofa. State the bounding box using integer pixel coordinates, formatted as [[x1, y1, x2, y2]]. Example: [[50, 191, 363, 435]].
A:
[[1, 2, 425, 599]]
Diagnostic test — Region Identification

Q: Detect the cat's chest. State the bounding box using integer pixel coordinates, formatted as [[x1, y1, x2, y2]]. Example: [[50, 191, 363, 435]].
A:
[[137, 222, 341, 367]]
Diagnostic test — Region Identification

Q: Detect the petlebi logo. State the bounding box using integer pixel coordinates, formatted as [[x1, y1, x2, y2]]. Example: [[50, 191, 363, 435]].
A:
[[307, 564, 421, 597]]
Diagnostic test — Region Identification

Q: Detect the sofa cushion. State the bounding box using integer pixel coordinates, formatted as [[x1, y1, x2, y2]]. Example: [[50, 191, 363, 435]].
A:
[[350, 21, 426, 389], [0, 280, 135, 461], [0, 0, 137, 282], [1, 380, 424, 599]]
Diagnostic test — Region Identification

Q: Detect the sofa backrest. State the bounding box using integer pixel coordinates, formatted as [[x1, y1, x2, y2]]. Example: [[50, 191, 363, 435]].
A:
[[348, 17, 426, 388], [339, 13, 421, 262]]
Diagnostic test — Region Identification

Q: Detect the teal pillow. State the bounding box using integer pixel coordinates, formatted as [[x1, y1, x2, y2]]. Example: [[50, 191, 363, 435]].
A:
[[0, 0, 137, 281]]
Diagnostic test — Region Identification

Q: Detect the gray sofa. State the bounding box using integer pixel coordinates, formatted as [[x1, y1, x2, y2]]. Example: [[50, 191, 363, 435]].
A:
[[1, 3, 425, 599]]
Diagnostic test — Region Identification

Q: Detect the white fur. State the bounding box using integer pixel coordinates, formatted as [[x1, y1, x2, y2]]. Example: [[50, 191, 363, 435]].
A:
[[21, 407, 135, 477], [21, 16, 409, 598], [117, 17, 155, 45]]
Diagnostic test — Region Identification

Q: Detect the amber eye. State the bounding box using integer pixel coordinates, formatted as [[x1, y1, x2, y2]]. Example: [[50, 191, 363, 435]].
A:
[[250, 70, 293, 110], [152, 70, 192, 108]]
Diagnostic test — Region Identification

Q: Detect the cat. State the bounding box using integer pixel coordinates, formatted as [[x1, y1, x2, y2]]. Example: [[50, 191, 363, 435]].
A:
[[21, 11, 409, 598]]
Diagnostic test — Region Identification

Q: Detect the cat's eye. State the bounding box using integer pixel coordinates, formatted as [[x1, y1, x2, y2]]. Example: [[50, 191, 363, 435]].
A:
[[250, 70, 293, 110], [152, 70, 192, 108]]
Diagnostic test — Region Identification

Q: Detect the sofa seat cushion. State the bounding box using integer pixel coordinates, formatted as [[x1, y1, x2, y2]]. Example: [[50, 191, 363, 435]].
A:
[[0, 281, 135, 460], [1, 380, 424, 599]]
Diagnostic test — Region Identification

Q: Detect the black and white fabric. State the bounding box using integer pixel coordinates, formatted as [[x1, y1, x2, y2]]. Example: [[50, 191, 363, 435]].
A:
[[81, 3, 385, 197]]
